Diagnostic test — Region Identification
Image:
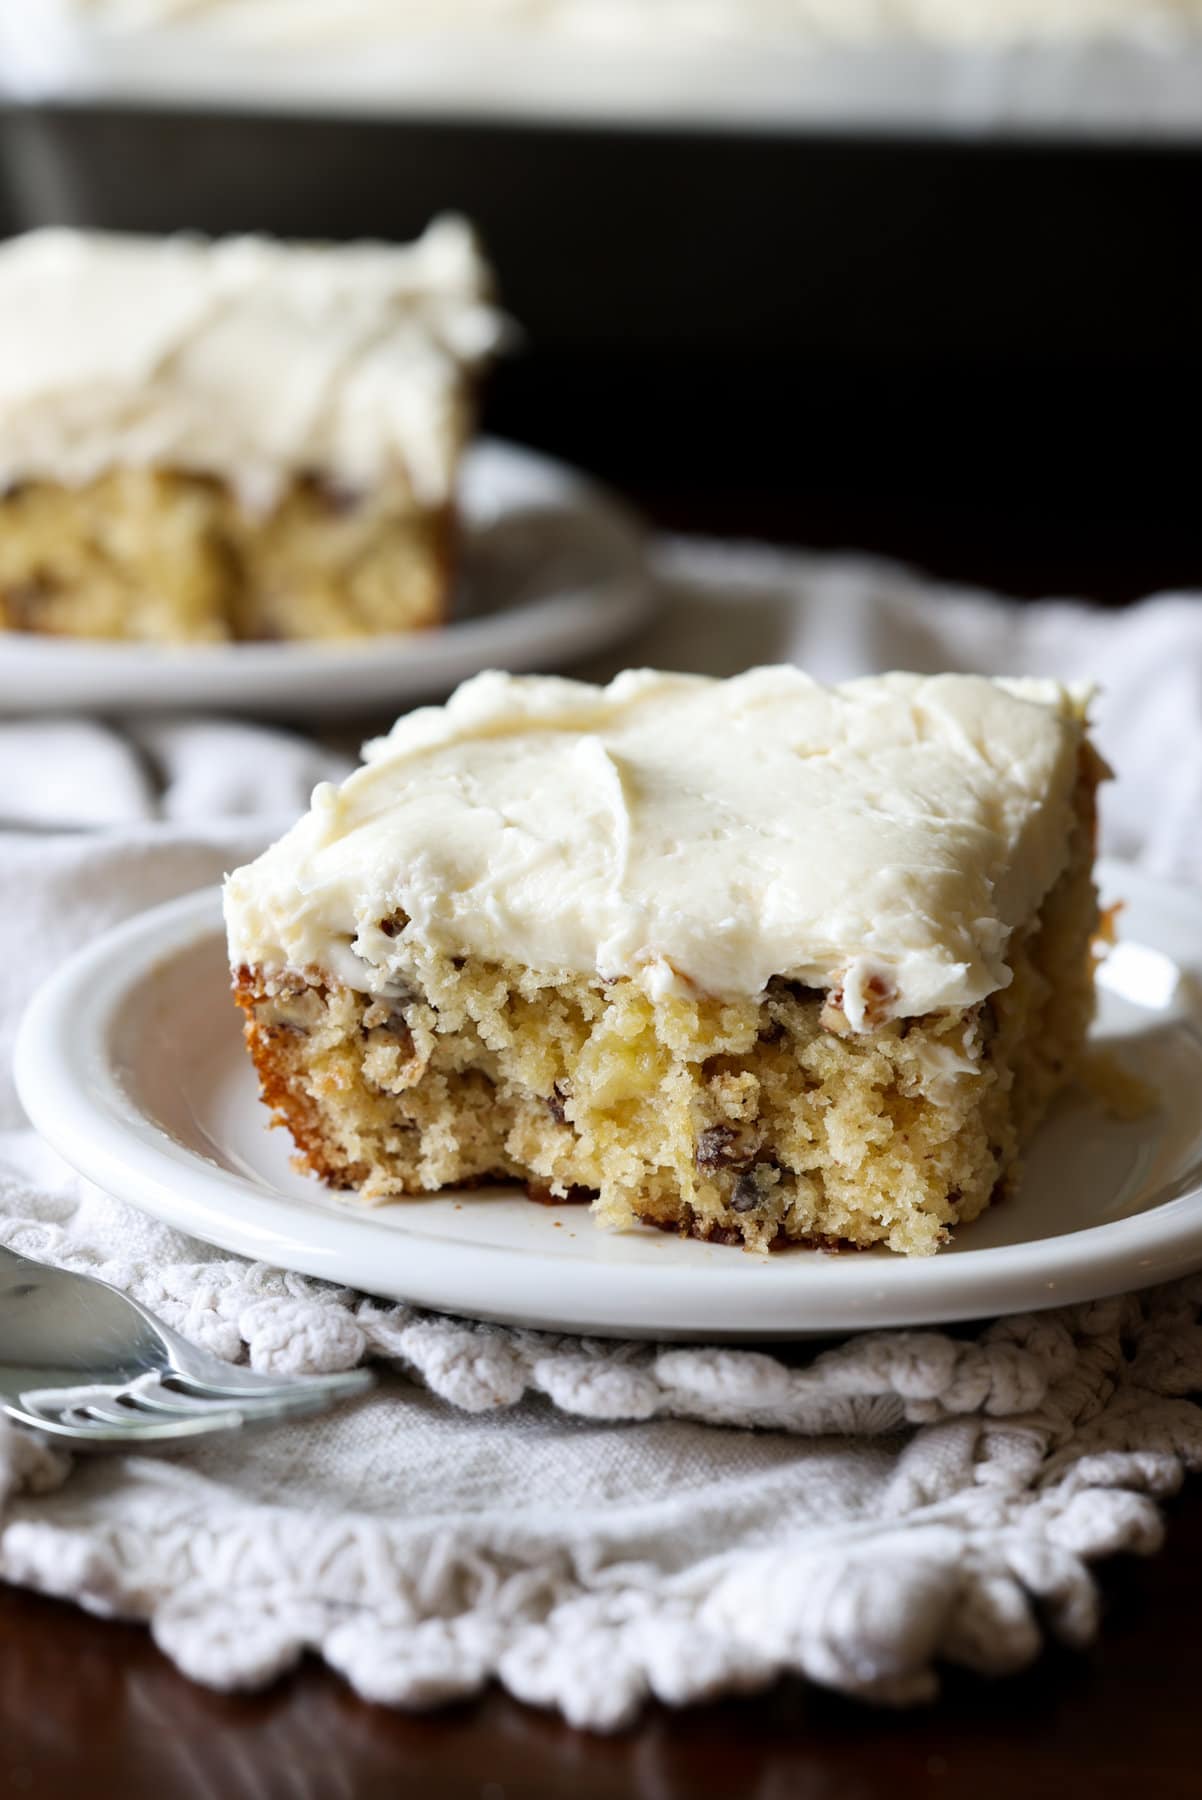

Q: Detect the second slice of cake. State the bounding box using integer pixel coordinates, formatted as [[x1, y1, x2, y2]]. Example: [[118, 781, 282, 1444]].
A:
[[0, 218, 502, 643], [224, 666, 1103, 1255]]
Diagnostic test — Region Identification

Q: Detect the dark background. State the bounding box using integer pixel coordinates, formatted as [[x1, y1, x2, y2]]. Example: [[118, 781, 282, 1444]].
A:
[[2, 102, 1198, 603]]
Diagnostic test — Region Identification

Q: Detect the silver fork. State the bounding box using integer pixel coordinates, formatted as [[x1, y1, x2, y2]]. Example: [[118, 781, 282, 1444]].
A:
[[0, 1244, 373, 1449]]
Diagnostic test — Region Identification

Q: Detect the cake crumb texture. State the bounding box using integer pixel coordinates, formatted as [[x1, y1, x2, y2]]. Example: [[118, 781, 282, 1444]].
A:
[[0, 469, 449, 642]]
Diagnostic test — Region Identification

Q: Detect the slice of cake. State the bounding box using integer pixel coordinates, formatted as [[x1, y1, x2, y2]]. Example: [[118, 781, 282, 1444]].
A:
[[224, 666, 1104, 1256], [0, 219, 502, 643]]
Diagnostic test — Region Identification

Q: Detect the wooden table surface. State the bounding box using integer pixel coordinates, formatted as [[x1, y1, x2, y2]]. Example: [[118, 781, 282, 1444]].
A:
[[3, 424, 1201, 1797]]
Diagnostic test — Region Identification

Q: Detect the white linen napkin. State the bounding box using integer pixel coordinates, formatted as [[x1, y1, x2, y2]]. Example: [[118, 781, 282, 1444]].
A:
[[2, 542, 1202, 1730]]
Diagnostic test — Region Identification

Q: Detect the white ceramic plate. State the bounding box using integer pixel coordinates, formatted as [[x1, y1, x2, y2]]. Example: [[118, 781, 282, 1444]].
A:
[[0, 439, 653, 718], [15, 860, 1202, 1340]]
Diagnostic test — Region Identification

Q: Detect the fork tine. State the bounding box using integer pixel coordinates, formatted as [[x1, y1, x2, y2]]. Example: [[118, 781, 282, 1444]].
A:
[[2, 1401, 243, 1444], [131, 1383, 255, 1416], [165, 1367, 374, 1403], [143, 1379, 349, 1425], [62, 1402, 236, 1433], [69, 1397, 158, 1427]]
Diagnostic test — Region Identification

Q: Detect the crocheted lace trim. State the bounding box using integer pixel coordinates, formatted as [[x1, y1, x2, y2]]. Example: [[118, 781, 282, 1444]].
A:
[[3, 1200, 1202, 1728]]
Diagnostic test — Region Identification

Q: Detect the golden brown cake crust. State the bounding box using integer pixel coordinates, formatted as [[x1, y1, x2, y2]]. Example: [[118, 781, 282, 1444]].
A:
[[233, 972, 368, 1187]]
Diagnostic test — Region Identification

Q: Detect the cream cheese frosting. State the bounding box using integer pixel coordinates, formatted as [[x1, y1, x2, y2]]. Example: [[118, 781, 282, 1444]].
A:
[[223, 666, 1089, 1025], [0, 217, 503, 511]]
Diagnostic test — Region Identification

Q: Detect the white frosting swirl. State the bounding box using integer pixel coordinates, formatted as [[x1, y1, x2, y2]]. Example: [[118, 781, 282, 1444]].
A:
[[224, 666, 1090, 1022], [0, 217, 503, 510]]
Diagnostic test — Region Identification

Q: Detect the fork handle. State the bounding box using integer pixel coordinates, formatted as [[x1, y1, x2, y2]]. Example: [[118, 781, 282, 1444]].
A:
[[0, 1241, 60, 1299], [0, 1242, 41, 1269]]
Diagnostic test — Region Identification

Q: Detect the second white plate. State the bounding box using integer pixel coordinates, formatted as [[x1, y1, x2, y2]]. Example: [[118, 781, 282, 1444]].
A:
[[15, 861, 1202, 1339], [0, 438, 653, 718]]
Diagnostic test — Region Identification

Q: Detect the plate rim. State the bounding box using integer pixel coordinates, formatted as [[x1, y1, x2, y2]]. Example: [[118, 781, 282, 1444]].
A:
[[15, 859, 1202, 1339]]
